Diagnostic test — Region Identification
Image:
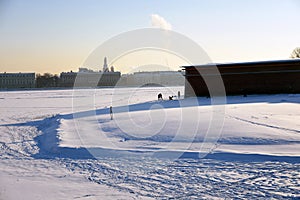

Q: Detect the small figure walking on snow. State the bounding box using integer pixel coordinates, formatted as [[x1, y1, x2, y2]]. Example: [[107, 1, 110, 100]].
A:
[[110, 106, 113, 120], [158, 93, 163, 101]]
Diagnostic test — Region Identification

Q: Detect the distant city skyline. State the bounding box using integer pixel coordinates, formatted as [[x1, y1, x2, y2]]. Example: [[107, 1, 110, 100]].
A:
[[0, 0, 300, 74]]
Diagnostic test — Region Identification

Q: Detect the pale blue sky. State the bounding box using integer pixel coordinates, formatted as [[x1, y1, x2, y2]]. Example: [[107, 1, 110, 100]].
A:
[[0, 0, 300, 74]]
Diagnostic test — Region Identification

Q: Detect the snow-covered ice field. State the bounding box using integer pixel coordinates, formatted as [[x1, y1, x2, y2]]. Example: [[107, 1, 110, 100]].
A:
[[0, 87, 299, 199]]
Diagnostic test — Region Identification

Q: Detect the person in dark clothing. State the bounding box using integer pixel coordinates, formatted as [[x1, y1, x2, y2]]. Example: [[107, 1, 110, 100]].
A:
[[158, 93, 163, 100], [110, 106, 113, 120]]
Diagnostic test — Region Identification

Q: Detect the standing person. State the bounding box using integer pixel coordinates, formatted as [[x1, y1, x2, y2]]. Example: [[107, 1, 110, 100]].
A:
[[158, 93, 163, 101], [178, 91, 181, 100], [110, 106, 113, 120]]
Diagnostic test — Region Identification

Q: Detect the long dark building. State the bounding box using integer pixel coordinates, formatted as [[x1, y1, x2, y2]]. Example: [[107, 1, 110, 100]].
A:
[[183, 59, 300, 97], [0, 72, 35, 89], [60, 71, 121, 87]]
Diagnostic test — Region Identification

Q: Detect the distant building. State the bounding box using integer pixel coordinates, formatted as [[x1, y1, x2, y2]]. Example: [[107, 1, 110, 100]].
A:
[[183, 59, 300, 97], [0, 72, 35, 89], [60, 57, 121, 87], [60, 70, 120, 87], [78, 68, 94, 73], [59, 71, 77, 87], [118, 71, 185, 87]]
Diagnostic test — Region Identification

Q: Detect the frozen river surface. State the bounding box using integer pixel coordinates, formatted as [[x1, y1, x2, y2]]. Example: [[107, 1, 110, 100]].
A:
[[0, 87, 299, 199]]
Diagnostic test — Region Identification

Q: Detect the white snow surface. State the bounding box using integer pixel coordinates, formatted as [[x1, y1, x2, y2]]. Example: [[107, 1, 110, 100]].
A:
[[0, 87, 299, 199]]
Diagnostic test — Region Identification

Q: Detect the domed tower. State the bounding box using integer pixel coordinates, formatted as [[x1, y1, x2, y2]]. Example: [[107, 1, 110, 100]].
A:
[[110, 66, 115, 72]]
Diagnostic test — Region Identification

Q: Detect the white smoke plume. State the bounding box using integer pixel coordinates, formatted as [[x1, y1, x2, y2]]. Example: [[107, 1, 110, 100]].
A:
[[151, 14, 172, 30]]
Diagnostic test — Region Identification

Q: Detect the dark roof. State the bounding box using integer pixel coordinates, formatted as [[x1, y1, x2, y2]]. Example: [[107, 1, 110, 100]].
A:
[[182, 59, 300, 68]]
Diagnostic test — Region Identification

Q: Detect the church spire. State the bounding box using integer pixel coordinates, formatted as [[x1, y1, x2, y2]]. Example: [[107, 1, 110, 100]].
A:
[[103, 57, 108, 72]]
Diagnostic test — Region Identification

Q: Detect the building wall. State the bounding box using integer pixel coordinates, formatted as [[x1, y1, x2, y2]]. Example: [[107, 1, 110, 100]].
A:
[[119, 71, 185, 87], [59, 72, 77, 87], [184, 60, 300, 97], [60, 71, 121, 87], [0, 73, 35, 89]]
